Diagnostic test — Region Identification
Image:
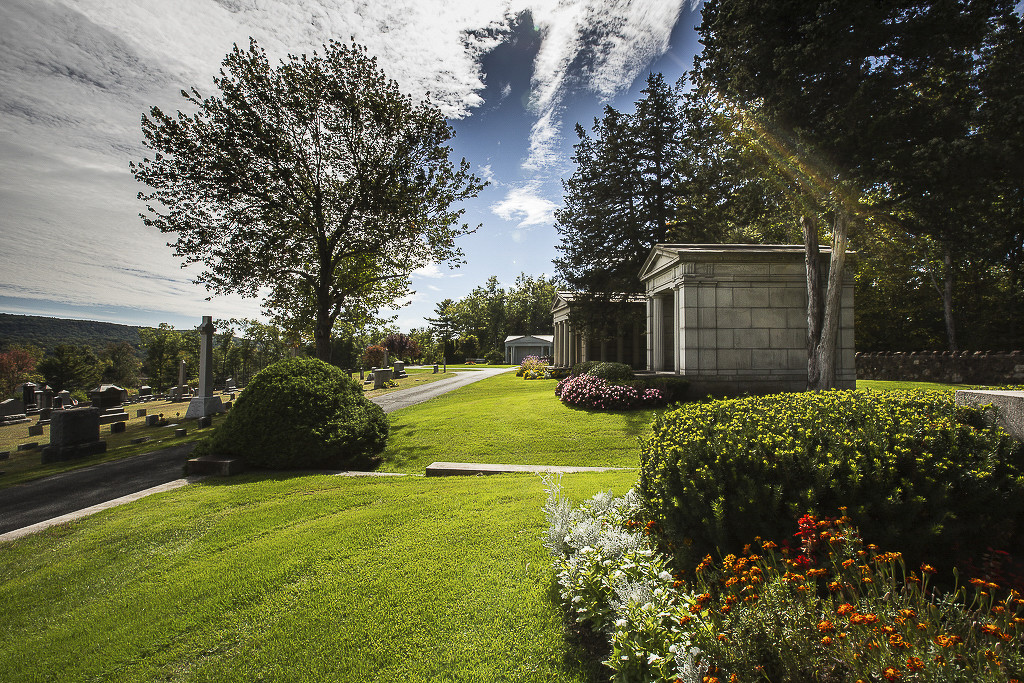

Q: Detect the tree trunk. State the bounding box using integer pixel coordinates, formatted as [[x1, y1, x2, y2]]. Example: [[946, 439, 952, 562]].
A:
[[314, 288, 335, 362], [803, 213, 823, 389], [806, 209, 848, 390], [942, 248, 958, 352]]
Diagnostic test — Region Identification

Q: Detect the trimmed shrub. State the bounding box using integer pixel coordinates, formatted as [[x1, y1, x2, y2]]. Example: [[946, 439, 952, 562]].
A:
[[587, 362, 635, 382], [623, 377, 689, 404], [570, 360, 601, 377], [638, 389, 1024, 577], [195, 357, 388, 469], [483, 349, 504, 365]]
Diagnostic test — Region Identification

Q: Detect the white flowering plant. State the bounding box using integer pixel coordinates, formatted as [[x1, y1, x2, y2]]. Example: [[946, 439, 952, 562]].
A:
[[542, 475, 701, 682]]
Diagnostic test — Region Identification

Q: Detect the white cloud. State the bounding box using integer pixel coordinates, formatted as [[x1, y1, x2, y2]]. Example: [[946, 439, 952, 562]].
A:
[[478, 164, 495, 184], [412, 263, 445, 279], [520, 0, 692, 169], [492, 182, 559, 227], [0, 0, 694, 326]]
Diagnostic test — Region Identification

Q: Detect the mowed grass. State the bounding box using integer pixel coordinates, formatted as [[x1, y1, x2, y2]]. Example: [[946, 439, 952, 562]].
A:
[[379, 373, 660, 472], [856, 379, 979, 392], [0, 470, 635, 682]]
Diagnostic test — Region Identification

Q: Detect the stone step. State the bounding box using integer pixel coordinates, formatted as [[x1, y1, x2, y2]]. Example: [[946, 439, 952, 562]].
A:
[[955, 389, 1024, 440], [424, 461, 633, 477], [186, 455, 244, 476]]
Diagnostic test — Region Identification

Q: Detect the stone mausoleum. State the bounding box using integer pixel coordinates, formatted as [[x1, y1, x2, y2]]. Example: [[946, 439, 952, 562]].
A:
[[504, 334, 554, 365], [551, 292, 646, 370], [554, 244, 856, 396]]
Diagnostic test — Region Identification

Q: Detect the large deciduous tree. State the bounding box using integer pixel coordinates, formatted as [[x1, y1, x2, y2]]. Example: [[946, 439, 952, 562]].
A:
[[695, 0, 1012, 385], [132, 39, 485, 362]]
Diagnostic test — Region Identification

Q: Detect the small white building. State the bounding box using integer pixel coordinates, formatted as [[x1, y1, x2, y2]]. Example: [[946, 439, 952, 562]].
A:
[[638, 244, 855, 395], [504, 334, 554, 365]]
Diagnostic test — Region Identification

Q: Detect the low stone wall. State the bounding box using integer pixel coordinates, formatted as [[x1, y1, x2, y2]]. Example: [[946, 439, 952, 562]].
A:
[[856, 351, 1024, 385]]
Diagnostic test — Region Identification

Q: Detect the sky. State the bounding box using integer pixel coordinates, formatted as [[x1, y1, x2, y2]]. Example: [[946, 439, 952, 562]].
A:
[[0, 0, 705, 333]]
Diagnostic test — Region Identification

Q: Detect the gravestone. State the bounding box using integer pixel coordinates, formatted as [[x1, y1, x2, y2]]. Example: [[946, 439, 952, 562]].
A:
[[393, 361, 407, 378], [185, 316, 225, 418], [111, 421, 126, 433], [57, 390, 72, 409], [90, 384, 127, 409], [225, 378, 236, 391], [35, 386, 54, 409], [172, 359, 188, 401], [433, 364, 439, 374], [19, 382, 38, 409], [145, 414, 160, 426], [1, 398, 28, 426], [28, 423, 43, 437], [139, 385, 153, 399], [373, 367, 394, 390], [41, 407, 106, 463], [137, 408, 147, 417]]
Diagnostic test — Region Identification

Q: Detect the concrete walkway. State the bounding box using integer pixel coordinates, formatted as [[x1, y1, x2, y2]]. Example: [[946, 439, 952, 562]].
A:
[[0, 367, 516, 542]]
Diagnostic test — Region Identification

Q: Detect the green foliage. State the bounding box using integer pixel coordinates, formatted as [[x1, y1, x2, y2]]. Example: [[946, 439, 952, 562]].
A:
[[360, 344, 386, 368], [0, 313, 142, 355], [483, 349, 503, 365], [100, 341, 141, 387], [195, 357, 387, 469], [586, 362, 634, 382], [638, 390, 1024, 577], [132, 39, 485, 361], [37, 344, 104, 393], [622, 377, 689, 404], [570, 360, 601, 377]]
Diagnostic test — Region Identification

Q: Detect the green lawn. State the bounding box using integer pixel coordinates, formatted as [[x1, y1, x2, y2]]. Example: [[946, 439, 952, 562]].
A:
[[0, 470, 634, 682], [379, 373, 658, 473], [856, 379, 979, 392]]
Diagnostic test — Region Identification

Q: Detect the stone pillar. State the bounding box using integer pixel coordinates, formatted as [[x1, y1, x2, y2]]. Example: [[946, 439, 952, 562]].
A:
[[599, 338, 607, 362], [652, 295, 665, 371], [568, 325, 578, 368], [185, 316, 225, 419], [554, 322, 562, 366]]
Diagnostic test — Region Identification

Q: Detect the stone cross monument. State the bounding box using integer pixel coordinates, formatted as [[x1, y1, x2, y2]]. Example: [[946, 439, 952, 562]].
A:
[[175, 359, 188, 400], [185, 316, 225, 419]]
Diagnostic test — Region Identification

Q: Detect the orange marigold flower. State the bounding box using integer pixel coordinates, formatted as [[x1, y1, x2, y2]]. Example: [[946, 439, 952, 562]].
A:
[[921, 564, 937, 574], [818, 620, 835, 632], [821, 636, 833, 645], [916, 623, 928, 631], [679, 616, 692, 625], [889, 634, 909, 649], [743, 544, 752, 555], [882, 626, 896, 635], [717, 633, 728, 642], [867, 544, 879, 551], [899, 609, 917, 619], [842, 559, 856, 568], [729, 675, 738, 683], [864, 614, 880, 625], [883, 666, 902, 680], [971, 577, 988, 586], [702, 678, 720, 683], [837, 603, 855, 616], [980, 624, 1002, 637], [807, 568, 828, 578], [934, 634, 962, 647], [762, 540, 777, 550], [828, 581, 842, 592], [725, 577, 739, 587], [862, 577, 874, 584], [906, 657, 925, 672]]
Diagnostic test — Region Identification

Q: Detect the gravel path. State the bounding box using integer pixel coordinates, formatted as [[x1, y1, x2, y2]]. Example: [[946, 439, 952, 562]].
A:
[[369, 366, 515, 413]]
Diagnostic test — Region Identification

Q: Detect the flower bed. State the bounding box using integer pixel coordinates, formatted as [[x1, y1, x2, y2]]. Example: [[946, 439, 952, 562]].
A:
[[556, 373, 664, 410], [517, 355, 550, 380], [544, 479, 1024, 683]]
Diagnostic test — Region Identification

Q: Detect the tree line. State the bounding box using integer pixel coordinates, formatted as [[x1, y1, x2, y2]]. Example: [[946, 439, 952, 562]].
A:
[[556, 0, 1023, 363]]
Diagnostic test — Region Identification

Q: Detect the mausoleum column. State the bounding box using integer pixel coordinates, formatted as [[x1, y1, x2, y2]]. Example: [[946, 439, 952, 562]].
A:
[[568, 325, 578, 367], [652, 295, 665, 371]]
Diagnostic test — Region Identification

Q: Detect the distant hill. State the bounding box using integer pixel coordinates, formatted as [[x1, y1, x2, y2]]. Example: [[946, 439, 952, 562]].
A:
[[0, 313, 145, 354]]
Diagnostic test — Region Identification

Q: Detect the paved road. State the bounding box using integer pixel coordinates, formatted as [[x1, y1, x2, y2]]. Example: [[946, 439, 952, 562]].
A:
[[0, 443, 196, 535], [371, 366, 515, 413], [0, 368, 514, 536]]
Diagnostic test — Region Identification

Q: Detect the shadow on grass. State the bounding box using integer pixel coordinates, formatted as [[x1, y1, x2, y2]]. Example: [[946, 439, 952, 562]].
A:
[[545, 579, 610, 682]]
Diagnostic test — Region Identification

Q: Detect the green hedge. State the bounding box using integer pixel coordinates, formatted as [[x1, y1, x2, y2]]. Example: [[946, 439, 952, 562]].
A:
[[195, 357, 388, 469], [623, 377, 689, 404], [638, 390, 1024, 577]]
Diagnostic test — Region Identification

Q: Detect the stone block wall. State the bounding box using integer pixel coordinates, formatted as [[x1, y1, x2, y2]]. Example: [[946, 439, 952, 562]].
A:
[[856, 351, 1024, 385]]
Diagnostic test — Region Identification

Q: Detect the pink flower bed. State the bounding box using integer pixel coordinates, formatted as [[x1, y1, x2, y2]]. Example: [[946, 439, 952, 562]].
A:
[[555, 373, 664, 410]]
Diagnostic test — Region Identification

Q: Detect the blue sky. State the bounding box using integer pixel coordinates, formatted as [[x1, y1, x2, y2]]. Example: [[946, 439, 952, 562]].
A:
[[0, 0, 703, 332]]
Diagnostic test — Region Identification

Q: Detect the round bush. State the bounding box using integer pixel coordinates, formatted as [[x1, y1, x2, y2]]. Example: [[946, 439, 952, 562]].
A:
[[587, 362, 634, 382], [196, 357, 388, 469], [638, 390, 1024, 577]]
